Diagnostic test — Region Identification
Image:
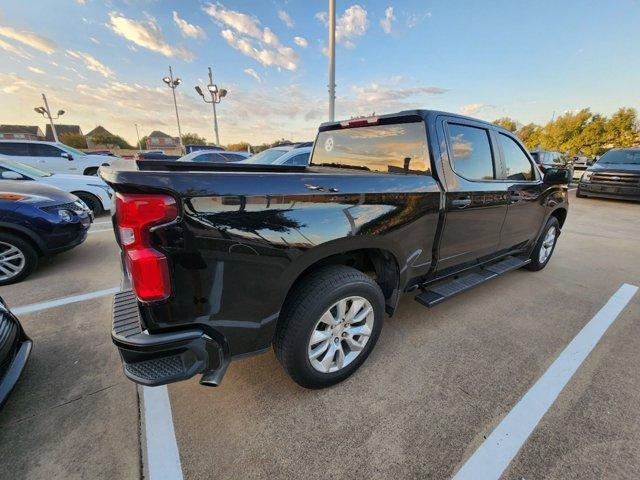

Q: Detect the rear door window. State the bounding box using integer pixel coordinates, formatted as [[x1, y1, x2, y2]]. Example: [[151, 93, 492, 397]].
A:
[[29, 143, 64, 157], [498, 134, 535, 181], [447, 124, 495, 180], [284, 152, 310, 166], [312, 122, 430, 175], [0, 142, 29, 156]]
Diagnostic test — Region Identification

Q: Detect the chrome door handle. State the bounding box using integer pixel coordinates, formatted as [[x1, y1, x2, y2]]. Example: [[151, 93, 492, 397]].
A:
[[451, 197, 472, 208]]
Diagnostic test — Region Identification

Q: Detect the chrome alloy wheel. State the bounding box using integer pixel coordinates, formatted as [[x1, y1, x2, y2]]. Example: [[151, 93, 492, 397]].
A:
[[307, 296, 375, 374], [0, 241, 26, 282], [539, 226, 557, 264]]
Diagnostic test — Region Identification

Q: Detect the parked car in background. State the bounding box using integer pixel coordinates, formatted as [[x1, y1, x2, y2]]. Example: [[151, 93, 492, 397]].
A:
[[101, 109, 569, 390], [184, 144, 225, 154], [133, 151, 181, 161], [0, 158, 112, 215], [530, 149, 575, 180], [0, 296, 31, 408], [241, 145, 311, 166], [0, 140, 110, 175], [176, 150, 250, 163], [577, 148, 640, 201], [0, 180, 92, 285]]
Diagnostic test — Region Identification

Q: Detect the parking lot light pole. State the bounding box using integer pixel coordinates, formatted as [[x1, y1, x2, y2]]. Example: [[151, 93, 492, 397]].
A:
[[163, 66, 184, 153], [34, 93, 64, 143], [194, 67, 228, 146], [328, 0, 336, 122], [134, 123, 142, 151]]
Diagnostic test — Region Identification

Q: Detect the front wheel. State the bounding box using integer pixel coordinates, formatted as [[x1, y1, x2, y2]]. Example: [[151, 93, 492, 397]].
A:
[[525, 217, 560, 271], [0, 232, 39, 285], [274, 265, 385, 389]]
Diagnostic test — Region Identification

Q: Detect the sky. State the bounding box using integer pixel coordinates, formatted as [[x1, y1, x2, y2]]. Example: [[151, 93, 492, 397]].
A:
[[0, 0, 639, 146]]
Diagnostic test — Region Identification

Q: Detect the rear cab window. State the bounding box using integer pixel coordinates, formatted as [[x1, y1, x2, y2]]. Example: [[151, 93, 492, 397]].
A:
[[311, 122, 431, 175], [446, 124, 495, 180]]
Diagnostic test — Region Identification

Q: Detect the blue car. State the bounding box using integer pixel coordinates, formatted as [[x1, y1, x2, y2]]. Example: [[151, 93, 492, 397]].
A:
[[0, 296, 31, 408], [0, 180, 92, 285]]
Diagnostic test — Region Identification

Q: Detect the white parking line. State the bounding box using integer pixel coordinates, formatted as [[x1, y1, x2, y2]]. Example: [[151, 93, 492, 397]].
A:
[[89, 228, 114, 235], [12, 287, 120, 315], [452, 283, 638, 480], [142, 386, 184, 480]]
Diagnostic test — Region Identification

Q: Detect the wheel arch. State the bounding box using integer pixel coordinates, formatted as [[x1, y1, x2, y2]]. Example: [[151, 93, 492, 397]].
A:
[[549, 207, 567, 228], [0, 223, 45, 256], [280, 243, 402, 317], [71, 190, 105, 209]]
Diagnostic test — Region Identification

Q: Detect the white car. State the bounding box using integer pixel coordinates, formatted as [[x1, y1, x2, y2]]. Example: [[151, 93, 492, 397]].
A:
[[0, 157, 112, 215], [176, 150, 251, 163], [0, 140, 111, 175], [241, 146, 311, 166]]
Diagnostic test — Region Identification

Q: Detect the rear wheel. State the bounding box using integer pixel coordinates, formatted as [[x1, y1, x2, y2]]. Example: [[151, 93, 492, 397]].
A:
[[525, 217, 560, 271], [0, 232, 38, 285], [274, 265, 385, 389], [73, 192, 103, 216]]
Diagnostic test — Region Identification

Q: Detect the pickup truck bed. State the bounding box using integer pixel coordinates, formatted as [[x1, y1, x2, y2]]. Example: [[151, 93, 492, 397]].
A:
[[101, 109, 570, 389]]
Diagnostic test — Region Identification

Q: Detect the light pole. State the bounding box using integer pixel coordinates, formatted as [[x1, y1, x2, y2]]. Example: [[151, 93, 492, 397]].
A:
[[328, 0, 336, 122], [163, 66, 184, 153], [34, 93, 64, 142], [194, 67, 228, 146], [134, 123, 142, 151]]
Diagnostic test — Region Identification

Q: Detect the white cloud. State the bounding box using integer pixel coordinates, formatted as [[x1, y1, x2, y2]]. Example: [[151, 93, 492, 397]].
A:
[[76, 0, 86, 4], [28, 66, 45, 74], [90, 37, 100, 44], [0, 72, 36, 94], [66, 49, 114, 78], [294, 36, 308, 48], [0, 37, 33, 60], [351, 83, 447, 105], [0, 26, 56, 54], [172, 11, 206, 40], [204, 3, 299, 71], [243, 68, 261, 82], [278, 10, 294, 28], [406, 11, 432, 29], [460, 103, 492, 116], [108, 12, 194, 61], [380, 7, 395, 34], [316, 5, 369, 49]]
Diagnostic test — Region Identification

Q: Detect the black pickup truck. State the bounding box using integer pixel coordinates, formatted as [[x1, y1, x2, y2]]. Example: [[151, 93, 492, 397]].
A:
[[101, 110, 570, 389]]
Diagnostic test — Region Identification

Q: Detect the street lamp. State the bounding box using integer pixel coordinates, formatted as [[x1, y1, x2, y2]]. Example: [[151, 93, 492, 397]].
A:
[[163, 66, 184, 153], [194, 67, 228, 146], [34, 93, 65, 142]]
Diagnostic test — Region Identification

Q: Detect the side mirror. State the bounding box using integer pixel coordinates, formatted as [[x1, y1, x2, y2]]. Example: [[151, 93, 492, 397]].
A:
[[0, 171, 24, 180], [61, 152, 73, 160], [543, 167, 571, 185]]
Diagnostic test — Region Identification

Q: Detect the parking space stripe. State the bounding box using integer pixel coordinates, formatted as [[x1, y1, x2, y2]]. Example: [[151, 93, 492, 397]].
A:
[[89, 228, 114, 234], [452, 283, 638, 480], [142, 386, 184, 480], [12, 287, 120, 315]]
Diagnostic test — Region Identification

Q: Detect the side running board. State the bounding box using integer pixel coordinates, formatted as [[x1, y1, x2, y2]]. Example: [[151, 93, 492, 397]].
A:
[[415, 255, 531, 308]]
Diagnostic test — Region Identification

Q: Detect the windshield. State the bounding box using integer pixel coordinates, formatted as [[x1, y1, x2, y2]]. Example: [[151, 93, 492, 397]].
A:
[[241, 149, 288, 164], [597, 149, 640, 165], [0, 159, 52, 177], [61, 144, 87, 156]]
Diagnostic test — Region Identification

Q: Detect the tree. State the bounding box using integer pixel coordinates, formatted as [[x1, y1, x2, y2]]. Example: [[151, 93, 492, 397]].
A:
[[604, 107, 639, 148], [60, 132, 87, 149], [226, 142, 252, 152], [181, 132, 207, 145], [138, 135, 148, 149], [516, 123, 543, 150], [90, 132, 134, 149], [493, 117, 517, 132]]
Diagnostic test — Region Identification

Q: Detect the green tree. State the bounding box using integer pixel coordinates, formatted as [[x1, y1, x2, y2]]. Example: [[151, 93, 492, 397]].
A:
[[604, 107, 639, 148], [226, 142, 252, 152], [493, 117, 517, 132], [516, 123, 543, 150], [138, 135, 148, 149], [91, 132, 134, 149], [60, 132, 87, 149], [181, 132, 207, 145]]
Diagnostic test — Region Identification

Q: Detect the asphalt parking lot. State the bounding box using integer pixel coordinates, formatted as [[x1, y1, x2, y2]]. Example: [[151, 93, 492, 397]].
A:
[[1, 191, 638, 480]]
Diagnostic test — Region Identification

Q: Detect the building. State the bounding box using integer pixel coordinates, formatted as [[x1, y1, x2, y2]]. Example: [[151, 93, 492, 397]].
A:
[[85, 125, 113, 148], [45, 124, 83, 142], [0, 125, 45, 140], [146, 130, 179, 149]]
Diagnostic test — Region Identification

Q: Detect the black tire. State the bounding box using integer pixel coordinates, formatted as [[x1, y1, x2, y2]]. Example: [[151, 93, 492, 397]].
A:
[[274, 265, 385, 389], [73, 192, 103, 216], [576, 187, 585, 198], [0, 232, 39, 286], [525, 217, 560, 271]]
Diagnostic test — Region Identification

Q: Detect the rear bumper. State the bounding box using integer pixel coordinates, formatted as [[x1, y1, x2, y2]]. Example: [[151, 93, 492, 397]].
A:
[[578, 183, 640, 201], [111, 291, 229, 387]]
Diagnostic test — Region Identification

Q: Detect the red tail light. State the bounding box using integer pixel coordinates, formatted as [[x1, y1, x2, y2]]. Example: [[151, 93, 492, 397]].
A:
[[115, 193, 178, 302]]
